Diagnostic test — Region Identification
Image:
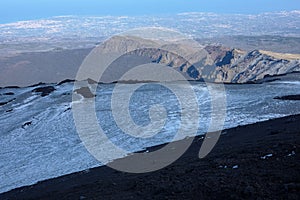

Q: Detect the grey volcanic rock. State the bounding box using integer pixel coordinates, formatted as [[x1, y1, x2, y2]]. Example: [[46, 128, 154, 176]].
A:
[[128, 48, 200, 79], [86, 78, 98, 85], [210, 50, 300, 83], [74, 87, 95, 98]]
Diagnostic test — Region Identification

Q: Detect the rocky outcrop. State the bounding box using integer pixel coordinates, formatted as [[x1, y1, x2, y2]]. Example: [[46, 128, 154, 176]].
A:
[[127, 48, 201, 79], [209, 49, 300, 83]]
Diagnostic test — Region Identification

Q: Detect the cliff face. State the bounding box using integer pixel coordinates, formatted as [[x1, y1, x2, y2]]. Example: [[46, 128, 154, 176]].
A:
[[206, 49, 300, 83], [96, 36, 300, 83]]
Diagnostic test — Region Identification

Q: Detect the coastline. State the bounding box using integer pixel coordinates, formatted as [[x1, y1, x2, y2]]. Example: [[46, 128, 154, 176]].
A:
[[1, 114, 299, 199]]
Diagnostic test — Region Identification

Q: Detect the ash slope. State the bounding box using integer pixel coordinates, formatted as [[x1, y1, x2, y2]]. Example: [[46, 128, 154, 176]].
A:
[[1, 80, 300, 193], [1, 114, 299, 200]]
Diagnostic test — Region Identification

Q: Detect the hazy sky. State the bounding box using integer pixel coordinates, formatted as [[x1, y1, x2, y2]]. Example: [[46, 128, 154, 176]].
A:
[[0, 0, 299, 23]]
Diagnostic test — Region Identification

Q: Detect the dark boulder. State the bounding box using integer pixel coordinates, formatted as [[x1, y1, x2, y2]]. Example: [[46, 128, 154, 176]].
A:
[[6, 109, 13, 113], [0, 101, 8, 106], [64, 107, 72, 112], [32, 86, 56, 97], [22, 121, 32, 129], [274, 94, 300, 101], [4, 92, 14, 95]]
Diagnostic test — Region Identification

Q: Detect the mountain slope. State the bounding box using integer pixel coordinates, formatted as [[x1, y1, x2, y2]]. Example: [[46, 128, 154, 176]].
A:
[[95, 36, 300, 83], [206, 49, 300, 83]]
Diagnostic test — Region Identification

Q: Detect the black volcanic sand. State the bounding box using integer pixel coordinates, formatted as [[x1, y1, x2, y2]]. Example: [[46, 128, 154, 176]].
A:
[[1, 115, 299, 200]]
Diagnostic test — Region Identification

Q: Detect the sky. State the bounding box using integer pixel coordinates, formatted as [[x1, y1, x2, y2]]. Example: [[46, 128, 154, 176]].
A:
[[0, 0, 299, 23]]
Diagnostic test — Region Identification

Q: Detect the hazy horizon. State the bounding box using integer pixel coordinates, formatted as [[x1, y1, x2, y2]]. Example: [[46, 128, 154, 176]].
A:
[[0, 0, 300, 24]]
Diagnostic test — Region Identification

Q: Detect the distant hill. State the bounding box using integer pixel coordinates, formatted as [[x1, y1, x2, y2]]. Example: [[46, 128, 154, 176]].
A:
[[89, 35, 300, 84], [0, 35, 300, 87]]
